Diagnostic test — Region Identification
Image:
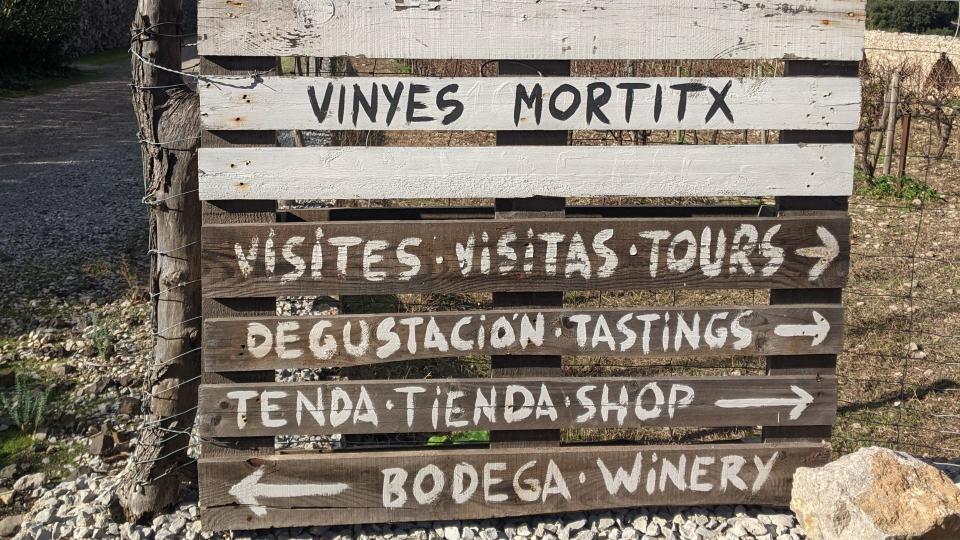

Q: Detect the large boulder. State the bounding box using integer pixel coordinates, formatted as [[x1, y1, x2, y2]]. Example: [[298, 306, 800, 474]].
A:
[[792, 447, 960, 539]]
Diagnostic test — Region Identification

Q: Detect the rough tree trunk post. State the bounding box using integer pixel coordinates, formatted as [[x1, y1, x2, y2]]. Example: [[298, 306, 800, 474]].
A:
[[117, 0, 202, 522]]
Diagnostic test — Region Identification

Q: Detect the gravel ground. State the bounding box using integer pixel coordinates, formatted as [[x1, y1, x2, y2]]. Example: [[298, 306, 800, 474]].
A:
[[0, 59, 145, 334]]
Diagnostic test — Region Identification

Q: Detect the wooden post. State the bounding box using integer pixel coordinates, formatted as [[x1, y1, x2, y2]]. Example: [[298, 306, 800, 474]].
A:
[[764, 60, 856, 448], [897, 113, 912, 178], [868, 81, 891, 179], [117, 0, 203, 521], [882, 72, 900, 176], [491, 60, 568, 448], [196, 56, 279, 473]]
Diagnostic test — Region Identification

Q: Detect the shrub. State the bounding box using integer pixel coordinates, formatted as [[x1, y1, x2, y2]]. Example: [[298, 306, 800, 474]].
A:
[[90, 317, 116, 360], [867, 0, 958, 35], [857, 171, 943, 201], [0, 0, 82, 71], [0, 374, 55, 434]]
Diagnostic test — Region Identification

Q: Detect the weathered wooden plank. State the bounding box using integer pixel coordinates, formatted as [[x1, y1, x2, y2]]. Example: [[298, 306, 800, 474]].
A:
[[198, 442, 828, 530], [282, 204, 767, 223], [201, 216, 850, 297], [199, 76, 862, 131], [202, 305, 844, 371], [198, 144, 854, 200], [198, 375, 837, 437], [196, 0, 865, 60]]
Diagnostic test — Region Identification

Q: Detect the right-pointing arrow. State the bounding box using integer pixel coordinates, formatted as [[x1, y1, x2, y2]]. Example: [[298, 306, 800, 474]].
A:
[[795, 226, 839, 281], [714, 385, 815, 420], [774, 310, 831, 346]]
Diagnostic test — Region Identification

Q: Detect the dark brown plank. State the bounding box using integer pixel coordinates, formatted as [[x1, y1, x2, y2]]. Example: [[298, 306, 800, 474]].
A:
[[201, 216, 851, 297], [199, 442, 829, 531], [202, 305, 844, 371], [763, 59, 856, 444], [198, 375, 837, 437]]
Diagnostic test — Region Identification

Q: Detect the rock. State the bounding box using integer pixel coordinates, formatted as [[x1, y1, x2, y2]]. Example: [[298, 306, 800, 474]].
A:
[[0, 464, 17, 482], [87, 426, 118, 456], [33, 507, 56, 525], [792, 447, 960, 539], [12, 473, 45, 493], [0, 514, 22, 537], [0, 490, 12, 505], [119, 396, 142, 415], [50, 364, 77, 378], [738, 517, 767, 536], [0, 369, 15, 388], [444, 526, 461, 540]]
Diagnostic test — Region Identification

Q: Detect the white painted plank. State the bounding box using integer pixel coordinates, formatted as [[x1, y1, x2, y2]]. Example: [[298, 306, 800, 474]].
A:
[[198, 144, 854, 200], [197, 0, 865, 60], [200, 76, 861, 131]]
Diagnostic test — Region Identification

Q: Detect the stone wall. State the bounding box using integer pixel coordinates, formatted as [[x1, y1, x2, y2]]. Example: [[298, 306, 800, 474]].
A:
[[64, 0, 197, 58], [65, 0, 136, 57]]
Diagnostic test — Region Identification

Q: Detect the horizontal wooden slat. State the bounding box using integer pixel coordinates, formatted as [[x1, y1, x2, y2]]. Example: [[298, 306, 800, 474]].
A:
[[198, 375, 837, 437], [201, 216, 850, 297], [200, 76, 861, 131], [203, 305, 844, 371], [197, 0, 865, 60], [198, 144, 854, 200], [199, 442, 828, 530], [282, 204, 769, 223]]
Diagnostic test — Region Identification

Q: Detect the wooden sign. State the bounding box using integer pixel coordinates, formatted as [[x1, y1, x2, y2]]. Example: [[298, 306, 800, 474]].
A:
[[198, 375, 837, 437], [199, 442, 829, 530], [199, 76, 862, 131], [197, 0, 861, 530], [201, 216, 850, 297], [197, 0, 865, 60], [198, 144, 854, 200], [203, 305, 843, 371]]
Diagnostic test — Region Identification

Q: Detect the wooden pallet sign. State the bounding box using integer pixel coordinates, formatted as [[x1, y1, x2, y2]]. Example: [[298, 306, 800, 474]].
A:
[[197, 0, 863, 531]]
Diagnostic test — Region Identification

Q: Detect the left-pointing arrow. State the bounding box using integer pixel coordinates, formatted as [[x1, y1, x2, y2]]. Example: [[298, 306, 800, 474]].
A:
[[713, 385, 814, 420], [773, 310, 831, 346], [230, 468, 349, 516]]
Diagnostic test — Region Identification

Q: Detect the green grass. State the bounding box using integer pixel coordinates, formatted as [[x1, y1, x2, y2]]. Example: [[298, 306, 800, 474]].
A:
[[0, 430, 83, 482], [0, 431, 35, 471], [0, 48, 129, 100], [856, 171, 943, 202]]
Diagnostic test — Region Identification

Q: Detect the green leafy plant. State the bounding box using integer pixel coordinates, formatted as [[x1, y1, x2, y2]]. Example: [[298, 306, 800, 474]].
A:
[[857, 171, 943, 201], [0, 0, 82, 73], [867, 0, 958, 35], [0, 374, 55, 434], [427, 431, 490, 446], [90, 316, 116, 360]]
